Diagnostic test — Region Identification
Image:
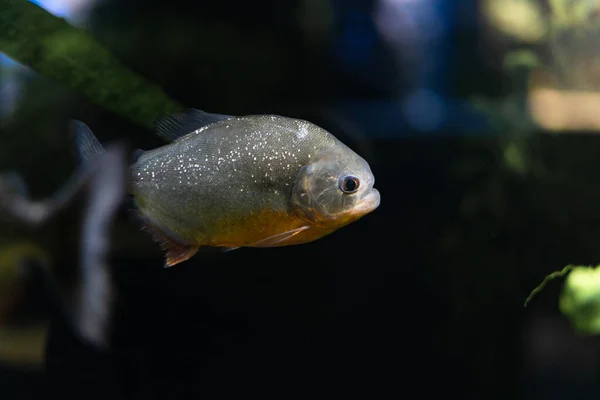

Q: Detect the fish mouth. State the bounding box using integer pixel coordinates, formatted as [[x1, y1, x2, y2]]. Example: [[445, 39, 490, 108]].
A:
[[354, 188, 380, 215]]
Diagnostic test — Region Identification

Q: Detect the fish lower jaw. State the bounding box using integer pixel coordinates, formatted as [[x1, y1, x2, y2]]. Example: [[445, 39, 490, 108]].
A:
[[354, 188, 380, 215]]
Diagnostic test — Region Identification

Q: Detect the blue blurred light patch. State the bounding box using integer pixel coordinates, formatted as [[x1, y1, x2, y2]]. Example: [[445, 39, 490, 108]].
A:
[[336, 11, 379, 66], [402, 89, 446, 133], [330, 96, 490, 138], [374, 0, 452, 91], [0, 77, 23, 119], [0, 53, 21, 69], [29, 0, 69, 18]]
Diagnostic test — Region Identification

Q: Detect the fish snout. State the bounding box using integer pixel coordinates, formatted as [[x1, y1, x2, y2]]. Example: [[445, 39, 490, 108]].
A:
[[356, 187, 380, 215]]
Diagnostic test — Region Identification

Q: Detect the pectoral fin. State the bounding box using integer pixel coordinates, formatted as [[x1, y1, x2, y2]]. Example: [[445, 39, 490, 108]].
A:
[[195, 246, 239, 253], [252, 226, 310, 247]]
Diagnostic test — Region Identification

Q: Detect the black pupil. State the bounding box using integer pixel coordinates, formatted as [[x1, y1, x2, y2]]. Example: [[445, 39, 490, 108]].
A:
[[344, 177, 357, 192]]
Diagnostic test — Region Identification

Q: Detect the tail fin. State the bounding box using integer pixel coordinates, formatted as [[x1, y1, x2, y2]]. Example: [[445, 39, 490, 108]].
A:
[[69, 120, 106, 164], [0, 142, 129, 349]]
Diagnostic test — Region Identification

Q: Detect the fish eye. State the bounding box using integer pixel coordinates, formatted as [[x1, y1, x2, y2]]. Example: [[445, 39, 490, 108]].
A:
[[339, 175, 360, 194]]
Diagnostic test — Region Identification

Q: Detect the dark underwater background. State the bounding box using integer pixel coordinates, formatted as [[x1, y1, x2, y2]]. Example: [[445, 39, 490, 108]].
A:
[[2, 0, 600, 399]]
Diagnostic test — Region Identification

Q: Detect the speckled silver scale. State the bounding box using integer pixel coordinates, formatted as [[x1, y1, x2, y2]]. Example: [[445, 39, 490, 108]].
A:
[[131, 115, 338, 240]]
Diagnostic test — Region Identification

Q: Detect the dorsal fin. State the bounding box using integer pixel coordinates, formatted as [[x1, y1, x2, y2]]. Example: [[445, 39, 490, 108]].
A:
[[154, 108, 234, 142]]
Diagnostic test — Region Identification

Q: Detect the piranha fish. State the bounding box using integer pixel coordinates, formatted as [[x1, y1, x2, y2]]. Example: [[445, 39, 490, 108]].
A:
[[70, 109, 381, 267], [0, 143, 129, 350]]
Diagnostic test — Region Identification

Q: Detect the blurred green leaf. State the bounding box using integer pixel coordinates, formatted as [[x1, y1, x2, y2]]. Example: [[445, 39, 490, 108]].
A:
[[526, 263, 600, 335], [504, 50, 542, 70], [559, 265, 600, 334]]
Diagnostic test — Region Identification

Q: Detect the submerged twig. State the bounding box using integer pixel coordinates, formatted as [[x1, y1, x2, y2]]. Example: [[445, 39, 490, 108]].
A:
[[524, 264, 578, 307]]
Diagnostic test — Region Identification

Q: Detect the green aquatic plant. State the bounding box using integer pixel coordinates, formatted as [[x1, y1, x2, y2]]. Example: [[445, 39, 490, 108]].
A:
[[558, 265, 600, 334], [524, 264, 576, 307], [0, 0, 184, 129], [526, 264, 600, 335], [0, 241, 50, 369], [0, 241, 46, 292], [0, 323, 48, 369], [484, 0, 600, 90], [476, 0, 600, 135]]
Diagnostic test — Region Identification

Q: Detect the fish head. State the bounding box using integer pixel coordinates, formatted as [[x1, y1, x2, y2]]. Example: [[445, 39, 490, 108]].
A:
[[292, 144, 380, 229]]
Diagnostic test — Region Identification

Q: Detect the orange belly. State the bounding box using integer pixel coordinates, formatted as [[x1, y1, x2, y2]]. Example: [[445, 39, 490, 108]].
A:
[[196, 208, 334, 248]]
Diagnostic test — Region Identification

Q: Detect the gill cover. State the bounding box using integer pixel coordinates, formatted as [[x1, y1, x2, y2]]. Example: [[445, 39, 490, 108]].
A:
[[292, 146, 375, 227]]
